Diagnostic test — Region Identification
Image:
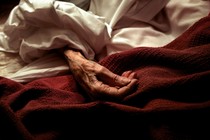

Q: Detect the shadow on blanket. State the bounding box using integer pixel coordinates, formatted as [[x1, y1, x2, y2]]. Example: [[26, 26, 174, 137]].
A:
[[1, 13, 210, 140]]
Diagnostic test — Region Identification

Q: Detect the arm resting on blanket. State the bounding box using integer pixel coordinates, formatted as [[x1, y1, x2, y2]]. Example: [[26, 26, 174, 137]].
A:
[[64, 49, 138, 100]]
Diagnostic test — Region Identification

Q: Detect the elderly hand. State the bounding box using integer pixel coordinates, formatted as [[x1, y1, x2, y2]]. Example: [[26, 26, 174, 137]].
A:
[[64, 49, 138, 100]]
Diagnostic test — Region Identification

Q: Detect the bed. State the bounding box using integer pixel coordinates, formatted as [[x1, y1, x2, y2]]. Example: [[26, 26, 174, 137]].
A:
[[0, 0, 210, 140]]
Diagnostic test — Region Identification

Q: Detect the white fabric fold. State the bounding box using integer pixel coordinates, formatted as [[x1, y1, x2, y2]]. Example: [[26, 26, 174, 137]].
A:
[[1, 0, 110, 63], [0, 0, 209, 83], [6, 53, 69, 83]]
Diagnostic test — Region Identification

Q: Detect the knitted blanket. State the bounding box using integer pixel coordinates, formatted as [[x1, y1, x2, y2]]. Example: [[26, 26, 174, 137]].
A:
[[0, 13, 210, 140]]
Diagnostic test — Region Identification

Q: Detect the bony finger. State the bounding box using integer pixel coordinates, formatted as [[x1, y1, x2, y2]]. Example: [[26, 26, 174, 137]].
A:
[[118, 79, 138, 96], [128, 72, 137, 79], [90, 82, 116, 99], [102, 78, 137, 98], [122, 70, 132, 77], [114, 75, 131, 86]]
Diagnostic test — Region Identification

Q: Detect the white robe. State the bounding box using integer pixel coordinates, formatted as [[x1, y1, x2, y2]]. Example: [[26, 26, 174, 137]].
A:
[[0, 0, 209, 82]]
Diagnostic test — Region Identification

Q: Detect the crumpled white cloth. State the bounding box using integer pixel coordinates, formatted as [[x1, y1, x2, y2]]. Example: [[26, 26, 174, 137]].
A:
[[0, 0, 209, 83], [0, 0, 110, 62]]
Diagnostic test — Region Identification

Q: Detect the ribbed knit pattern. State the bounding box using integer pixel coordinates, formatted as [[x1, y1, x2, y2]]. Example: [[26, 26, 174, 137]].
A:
[[1, 13, 210, 140]]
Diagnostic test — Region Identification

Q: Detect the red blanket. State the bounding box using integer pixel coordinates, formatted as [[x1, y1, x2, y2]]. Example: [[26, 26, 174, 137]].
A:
[[1, 13, 210, 140]]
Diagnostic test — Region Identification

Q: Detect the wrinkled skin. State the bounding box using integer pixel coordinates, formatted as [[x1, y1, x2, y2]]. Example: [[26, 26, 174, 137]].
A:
[[64, 49, 138, 100]]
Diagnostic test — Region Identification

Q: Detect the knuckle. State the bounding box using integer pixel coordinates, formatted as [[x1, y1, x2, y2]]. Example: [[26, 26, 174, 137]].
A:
[[114, 75, 119, 82], [96, 66, 105, 74]]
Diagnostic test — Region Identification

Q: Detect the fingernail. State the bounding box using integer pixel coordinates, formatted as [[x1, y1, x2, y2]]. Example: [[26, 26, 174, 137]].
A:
[[122, 77, 131, 83]]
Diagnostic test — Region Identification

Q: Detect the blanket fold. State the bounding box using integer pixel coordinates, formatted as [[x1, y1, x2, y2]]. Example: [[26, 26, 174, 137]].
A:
[[1, 13, 210, 140]]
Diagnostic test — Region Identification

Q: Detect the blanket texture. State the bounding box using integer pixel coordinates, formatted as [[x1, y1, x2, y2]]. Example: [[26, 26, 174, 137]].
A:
[[1, 13, 210, 140]]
